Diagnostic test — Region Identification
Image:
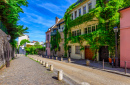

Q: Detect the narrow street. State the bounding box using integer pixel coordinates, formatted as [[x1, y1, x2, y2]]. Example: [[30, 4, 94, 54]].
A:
[[29, 55, 130, 85], [0, 55, 73, 85]]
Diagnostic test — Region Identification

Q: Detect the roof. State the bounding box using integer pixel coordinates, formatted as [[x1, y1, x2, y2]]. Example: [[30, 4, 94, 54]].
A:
[[56, 19, 65, 26], [47, 18, 64, 31], [119, 6, 130, 12]]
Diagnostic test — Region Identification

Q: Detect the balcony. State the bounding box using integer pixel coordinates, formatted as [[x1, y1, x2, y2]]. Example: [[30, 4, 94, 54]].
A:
[[51, 32, 57, 36]]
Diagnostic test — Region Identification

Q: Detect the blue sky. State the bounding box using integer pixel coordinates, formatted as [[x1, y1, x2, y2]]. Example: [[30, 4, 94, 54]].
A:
[[18, 0, 77, 42]]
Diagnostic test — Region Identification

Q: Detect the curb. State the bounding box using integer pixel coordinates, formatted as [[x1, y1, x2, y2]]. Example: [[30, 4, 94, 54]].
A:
[[101, 69, 130, 77]]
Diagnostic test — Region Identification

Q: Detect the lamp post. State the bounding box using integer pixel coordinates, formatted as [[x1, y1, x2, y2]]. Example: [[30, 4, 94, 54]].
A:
[[113, 26, 118, 68]]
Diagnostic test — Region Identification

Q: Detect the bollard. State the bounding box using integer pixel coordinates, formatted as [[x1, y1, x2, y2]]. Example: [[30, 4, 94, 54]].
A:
[[52, 57, 53, 59], [86, 60, 90, 66], [50, 65, 53, 71], [58, 70, 63, 81], [49, 56, 50, 59], [125, 61, 127, 74], [45, 62, 48, 68], [68, 58, 71, 63], [43, 61, 45, 66], [103, 59, 104, 69], [56, 57, 58, 60], [61, 57, 63, 61], [41, 60, 42, 64], [81, 82, 90, 85]]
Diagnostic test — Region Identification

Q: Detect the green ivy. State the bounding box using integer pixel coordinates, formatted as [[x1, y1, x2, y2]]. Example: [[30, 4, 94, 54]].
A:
[[64, 0, 125, 58], [50, 31, 61, 52]]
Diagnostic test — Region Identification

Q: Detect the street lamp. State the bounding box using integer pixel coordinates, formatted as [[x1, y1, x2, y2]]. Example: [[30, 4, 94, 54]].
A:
[[113, 26, 118, 67]]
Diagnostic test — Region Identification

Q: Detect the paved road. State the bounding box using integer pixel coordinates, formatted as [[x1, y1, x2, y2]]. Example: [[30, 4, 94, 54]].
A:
[[0, 55, 70, 85], [29, 55, 130, 85]]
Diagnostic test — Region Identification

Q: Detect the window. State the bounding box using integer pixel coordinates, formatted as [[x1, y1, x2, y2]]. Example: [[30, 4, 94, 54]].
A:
[[58, 47, 60, 51], [72, 31, 77, 36], [72, 31, 75, 36], [88, 26, 91, 33], [53, 29, 56, 32], [59, 25, 60, 29], [47, 35, 49, 41], [79, 8, 81, 16], [85, 28, 88, 34], [83, 6, 86, 14], [75, 11, 77, 19], [74, 31, 76, 36], [88, 3, 92, 12], [75, 46, 80, 54], [77, 29, 81, 36], [92, 25, 96, 32], [71, 13, 73, 20]]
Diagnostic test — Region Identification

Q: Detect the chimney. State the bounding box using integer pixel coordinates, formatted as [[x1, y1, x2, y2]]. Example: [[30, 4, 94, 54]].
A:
[[56, 17, 59, 24]]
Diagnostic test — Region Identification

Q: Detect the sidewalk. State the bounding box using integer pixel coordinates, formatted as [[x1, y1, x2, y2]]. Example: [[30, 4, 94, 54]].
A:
[[64, 58, 130, 75], [29, 55, 130, 85], [43, 56, 130, 76]]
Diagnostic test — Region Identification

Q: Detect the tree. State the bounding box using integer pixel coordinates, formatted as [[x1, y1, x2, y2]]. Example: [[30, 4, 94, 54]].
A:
[[0, 0, 29, 47], [20, 39, 30, 46]]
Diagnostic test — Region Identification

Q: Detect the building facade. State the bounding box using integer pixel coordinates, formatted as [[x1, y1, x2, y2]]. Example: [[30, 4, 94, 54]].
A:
[[18, 34, 29, 54], [120, 7, 130, 68], [56, 19, 65, 57], [45, 29, 51, 56], [18, 34, 29, 46], [67, 0, 98, 60]]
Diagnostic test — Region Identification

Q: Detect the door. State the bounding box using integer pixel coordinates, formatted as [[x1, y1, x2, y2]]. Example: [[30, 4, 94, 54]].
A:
[[99, 46, 109, 62], [46, 50, 47, 56], [85, 46, 94, 60], [68, 46, 71, 58]]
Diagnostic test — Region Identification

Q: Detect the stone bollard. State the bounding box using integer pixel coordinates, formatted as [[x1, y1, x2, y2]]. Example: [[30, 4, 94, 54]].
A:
[[86, 60, 90, 66], [43, 61, 45, 66], [61, 57, 63, 61], [49, 56, 50, 59], [41, 60, 43, 64], [50, 65, 53, 71], [68, 58, 71, 63], [56, 57, 58, 60], [45, 62, 48, 68], [81, 82, 90, 85], [58, 70, 63, 81], [52, 57, 53, 59]]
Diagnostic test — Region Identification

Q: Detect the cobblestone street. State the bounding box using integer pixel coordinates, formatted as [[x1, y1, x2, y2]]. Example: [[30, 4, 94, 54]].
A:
[[29, 55, 130, 85], [0, 55, 74, 85]]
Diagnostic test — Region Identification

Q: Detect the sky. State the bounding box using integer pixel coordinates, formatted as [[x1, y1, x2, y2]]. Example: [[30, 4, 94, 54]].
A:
[[18, 0, 77, 42]]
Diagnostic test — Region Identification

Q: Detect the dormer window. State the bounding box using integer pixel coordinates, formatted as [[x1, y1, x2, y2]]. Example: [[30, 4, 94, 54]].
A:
[[75, 11, 77, 19], [83, 6, 86, 14], [88, 3, 92, 12]]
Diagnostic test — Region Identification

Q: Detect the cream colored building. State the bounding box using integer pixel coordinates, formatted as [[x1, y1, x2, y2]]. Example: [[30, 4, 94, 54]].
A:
[[67, 0, 100, 60]]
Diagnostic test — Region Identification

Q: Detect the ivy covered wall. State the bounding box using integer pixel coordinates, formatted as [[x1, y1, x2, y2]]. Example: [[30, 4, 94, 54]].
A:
[[63, 0, 125, 59]]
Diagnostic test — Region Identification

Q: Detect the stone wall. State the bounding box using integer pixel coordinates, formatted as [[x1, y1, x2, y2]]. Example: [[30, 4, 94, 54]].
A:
[[0, 29, 13, 68]]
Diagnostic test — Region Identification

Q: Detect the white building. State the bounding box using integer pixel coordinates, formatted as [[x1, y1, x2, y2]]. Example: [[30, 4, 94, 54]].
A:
[[18, 34, 29, 46], [18, 34, 29, 54]]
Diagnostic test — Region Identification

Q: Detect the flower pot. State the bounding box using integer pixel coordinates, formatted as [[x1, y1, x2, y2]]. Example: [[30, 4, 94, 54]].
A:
[[109, 58, 112, 64]]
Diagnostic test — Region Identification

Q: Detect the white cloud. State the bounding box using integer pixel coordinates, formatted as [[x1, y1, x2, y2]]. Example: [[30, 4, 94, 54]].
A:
[[21, 12, 54, 27], [37, 3, 65, 16]]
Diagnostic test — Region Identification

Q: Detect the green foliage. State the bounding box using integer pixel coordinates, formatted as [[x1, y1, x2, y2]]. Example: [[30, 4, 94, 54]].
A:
[[50, 31, 61, 52], [64, 0, 125, 57], [25, 44, 45, 55], [20, 39, 30, 46], [0, 0, 29, 47]]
